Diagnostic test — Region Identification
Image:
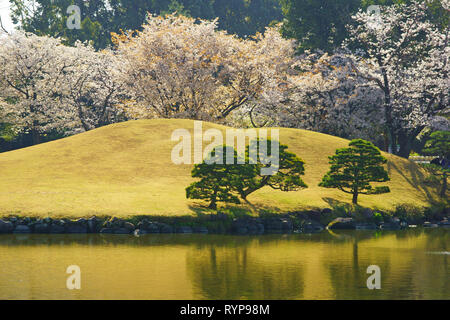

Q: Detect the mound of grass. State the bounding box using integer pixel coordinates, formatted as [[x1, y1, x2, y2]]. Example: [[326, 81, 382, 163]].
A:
[[0, 119, 442, 218]]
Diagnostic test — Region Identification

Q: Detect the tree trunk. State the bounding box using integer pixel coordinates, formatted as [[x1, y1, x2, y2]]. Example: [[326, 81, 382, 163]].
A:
[[241, 195, 257, 213], [352, 192, 358, 205], [208, 199, 217, 210], [208, 188, 219, 210], [397, 128, 424, 159], [31, 129, 40, 145], [241, 195, 252, 206], [381, 63, 394, 155], [397, 132, 413, 158], [78, 105, 93, 131]]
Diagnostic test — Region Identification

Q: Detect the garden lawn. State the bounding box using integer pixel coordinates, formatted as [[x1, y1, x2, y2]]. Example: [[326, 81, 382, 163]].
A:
[[0, 119, 441, 218]]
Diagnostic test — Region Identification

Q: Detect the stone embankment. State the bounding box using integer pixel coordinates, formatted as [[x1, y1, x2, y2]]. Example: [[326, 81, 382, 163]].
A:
[[0, 209, 448, 235]]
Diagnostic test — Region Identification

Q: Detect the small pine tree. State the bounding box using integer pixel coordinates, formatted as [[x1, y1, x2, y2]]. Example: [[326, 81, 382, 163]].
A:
[[319, 139, 390, 205], [235, 139, 308, 204], [186, 146, 241, 210], [421, 131, 449, 198], [186, 140, 308, 209]]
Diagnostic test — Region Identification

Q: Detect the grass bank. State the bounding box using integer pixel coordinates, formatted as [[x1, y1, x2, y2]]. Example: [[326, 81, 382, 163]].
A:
[[0, 119, 445, 218]]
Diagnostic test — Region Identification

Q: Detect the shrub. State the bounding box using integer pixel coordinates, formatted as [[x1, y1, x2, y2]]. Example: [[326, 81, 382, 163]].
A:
[[393, 204, 424, 224], [424, 203, 447, 222]]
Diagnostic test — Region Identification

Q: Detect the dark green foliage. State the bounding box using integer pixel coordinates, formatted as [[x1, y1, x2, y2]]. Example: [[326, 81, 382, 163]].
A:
[[393, 204, 424, 224], [422, 131, 450, 159], [279, 0, 449, 53], [279, 0, 361, 53], [235, 139, 307, 203], [319, 139, 390, 204], [421, 163, 447, 198], [9, 0, 282, 48], [186, 140, 307, 209], [423, 202, 448, 222], [421, 131, 449, 198], [186, 146, 242, 210], [10, 0, 106, 49], [213, 0, 283, 37], [0, 123, 15, 142]]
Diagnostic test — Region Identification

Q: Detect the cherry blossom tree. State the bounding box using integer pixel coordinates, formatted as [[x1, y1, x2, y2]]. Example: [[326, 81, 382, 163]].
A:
[[0, 32, 79, 144], [239, 51, 386, 144], [112, 14, 295, 121], [284, 53, 385, 142], [0, 31, 125, 144], [234, 0, 448, 151], [68, 48, 128, 131], [344, 0, 449, 157]]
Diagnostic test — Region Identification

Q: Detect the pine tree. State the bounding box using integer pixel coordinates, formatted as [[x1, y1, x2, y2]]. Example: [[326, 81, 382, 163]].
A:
[[186, 146, 242, 209], [421, 131, 449, 198], [186, 140, 307, 209], [235, 139, 307, 204], [319, 139, 390, 204]]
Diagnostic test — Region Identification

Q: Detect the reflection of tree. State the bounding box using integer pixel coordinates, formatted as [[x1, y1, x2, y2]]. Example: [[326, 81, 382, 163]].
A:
[[1, 230, 447, 299], [325, 229, 450, 299], [186, 244, 305, 299], [423, 228, 448, 252], [416, 228, 449, 299], [324, 238, 367, 299]]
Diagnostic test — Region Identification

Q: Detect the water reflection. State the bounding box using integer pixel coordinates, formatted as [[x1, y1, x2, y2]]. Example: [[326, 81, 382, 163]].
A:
[[186, 243, 305, 299], [0, 229, 448, 299]]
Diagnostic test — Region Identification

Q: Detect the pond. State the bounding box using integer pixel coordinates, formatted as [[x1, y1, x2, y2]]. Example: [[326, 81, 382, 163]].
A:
[[0, 228, 448, 300]]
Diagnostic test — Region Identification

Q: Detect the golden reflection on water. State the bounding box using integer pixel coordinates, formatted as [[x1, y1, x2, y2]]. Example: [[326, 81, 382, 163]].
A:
[[0, 229, 448, 300]]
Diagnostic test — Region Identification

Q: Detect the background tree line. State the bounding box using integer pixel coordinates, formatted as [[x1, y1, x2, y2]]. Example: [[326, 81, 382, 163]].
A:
[[280, 0, 448, 53], [8, 0, 283, 48], [1, 0, 448, 158], [9, 0, 448, 51]]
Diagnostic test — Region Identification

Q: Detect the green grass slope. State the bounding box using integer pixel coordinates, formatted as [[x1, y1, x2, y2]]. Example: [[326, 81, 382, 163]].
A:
[[0, 119, 441, 218]]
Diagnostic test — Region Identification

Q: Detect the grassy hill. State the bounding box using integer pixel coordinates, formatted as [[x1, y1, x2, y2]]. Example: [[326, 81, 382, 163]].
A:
[[0, 119, 442, 218]]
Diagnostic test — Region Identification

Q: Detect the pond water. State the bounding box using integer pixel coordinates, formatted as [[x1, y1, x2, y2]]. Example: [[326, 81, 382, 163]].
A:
[[0, 228, 448, 300]]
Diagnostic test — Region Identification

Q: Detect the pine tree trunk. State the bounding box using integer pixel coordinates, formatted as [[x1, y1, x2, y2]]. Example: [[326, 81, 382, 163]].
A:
[[381, 64, 394, 155], [352, 192, 358, 205], [209, 189, 218, 210], [242, 196, 252, 206], [397, 135, 412, 158], [208, 199, 217, 210], [241, 195, 257, 213]]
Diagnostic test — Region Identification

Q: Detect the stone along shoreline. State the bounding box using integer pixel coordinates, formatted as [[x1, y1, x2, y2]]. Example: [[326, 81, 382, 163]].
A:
[[0, 210, 449, 235]]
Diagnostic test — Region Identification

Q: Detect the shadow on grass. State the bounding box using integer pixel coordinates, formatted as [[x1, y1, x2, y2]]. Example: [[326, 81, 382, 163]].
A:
[[322, 197, 352, 211], [387, 159, 440, 204]]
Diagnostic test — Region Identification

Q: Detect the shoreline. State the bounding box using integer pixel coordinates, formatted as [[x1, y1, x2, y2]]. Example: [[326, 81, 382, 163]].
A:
[[1, 208, 449, 235]]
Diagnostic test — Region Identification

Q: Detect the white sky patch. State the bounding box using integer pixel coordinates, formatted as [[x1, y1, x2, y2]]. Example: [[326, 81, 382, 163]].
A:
[[0, 0, 16, 33]]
